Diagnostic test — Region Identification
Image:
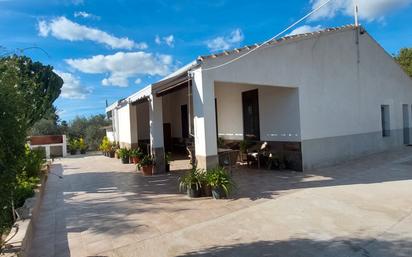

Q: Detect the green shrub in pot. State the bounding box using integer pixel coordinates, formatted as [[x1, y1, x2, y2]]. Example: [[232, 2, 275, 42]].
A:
[[129, 148, 143, 164], [179, 168, 202, 198], [137, 154, 154, 175], [68, 138, 79, 155], [118, 148, 130, 164], [207, 166, 234, 199]]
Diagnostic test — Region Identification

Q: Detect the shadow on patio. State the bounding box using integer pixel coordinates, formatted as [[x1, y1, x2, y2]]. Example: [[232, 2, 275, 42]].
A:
[[176, 237, 412, 257]]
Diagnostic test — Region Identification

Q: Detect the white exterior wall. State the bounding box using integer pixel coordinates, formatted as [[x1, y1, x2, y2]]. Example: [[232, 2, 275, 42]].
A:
[[117, 104, 133, 146], [201, 27, 412, 168], [202, 28, 412, 140], [106, 131, 115, 142], [162, 87, 192, 138], [215, 82, 300, 141]]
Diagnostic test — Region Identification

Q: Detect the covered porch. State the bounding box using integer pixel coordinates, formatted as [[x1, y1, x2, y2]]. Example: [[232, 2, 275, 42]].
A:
[[128, 69, 303, 172]]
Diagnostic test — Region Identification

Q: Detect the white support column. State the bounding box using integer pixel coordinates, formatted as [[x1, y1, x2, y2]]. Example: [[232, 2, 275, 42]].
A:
[[45, 145, 51, 159], [149, 93, 165, 174], [191, 69, 218, 169], [62, 135, 67, 157]]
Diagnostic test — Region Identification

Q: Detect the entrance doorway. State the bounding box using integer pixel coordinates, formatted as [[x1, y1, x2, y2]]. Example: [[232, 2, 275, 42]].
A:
[[242, 89, 260, 141]]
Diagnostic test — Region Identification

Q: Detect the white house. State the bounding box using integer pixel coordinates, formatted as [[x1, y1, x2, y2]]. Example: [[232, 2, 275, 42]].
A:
[[106, 25, 412, 173]]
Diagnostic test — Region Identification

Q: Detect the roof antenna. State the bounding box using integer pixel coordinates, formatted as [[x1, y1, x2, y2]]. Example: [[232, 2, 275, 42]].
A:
[[354, 1, 359, 27]]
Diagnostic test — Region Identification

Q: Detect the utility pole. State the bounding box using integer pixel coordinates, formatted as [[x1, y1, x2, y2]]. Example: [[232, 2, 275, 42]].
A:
[[354, 1, 359, 27]]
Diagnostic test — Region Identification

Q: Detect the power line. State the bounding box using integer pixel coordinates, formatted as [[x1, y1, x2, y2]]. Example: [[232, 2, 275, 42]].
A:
[[202, 0, 335, 72]]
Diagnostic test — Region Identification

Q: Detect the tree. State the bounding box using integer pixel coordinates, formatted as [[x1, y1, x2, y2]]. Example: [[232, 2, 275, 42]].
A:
[[395, 48, 412, 78], [0, 55, 62, 238], [68, 114, 110, 150], [30, 106, 62, 136]]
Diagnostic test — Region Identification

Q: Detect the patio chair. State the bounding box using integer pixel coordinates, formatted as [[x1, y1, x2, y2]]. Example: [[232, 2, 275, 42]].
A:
[[247, 142, 271, 169], [186, 145, 196, 167], [218, 149, 240, 174]]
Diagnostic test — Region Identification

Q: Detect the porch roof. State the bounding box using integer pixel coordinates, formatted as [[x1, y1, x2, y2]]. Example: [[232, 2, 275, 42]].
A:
[[106, 24, 357, 110]]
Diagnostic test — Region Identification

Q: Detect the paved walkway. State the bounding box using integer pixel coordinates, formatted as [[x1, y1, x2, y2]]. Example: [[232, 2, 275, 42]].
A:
[[28, 148, 412, 257]]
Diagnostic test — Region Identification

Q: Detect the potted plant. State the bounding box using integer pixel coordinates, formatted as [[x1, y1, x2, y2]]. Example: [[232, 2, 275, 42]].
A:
[[239, 140, 250, 162], [129, 148, 143, 164], [78, 138, 88, 154], [108, 143, 116, 158], [68, 139, 78, 155], [199, 170, 212, 197], [99, 136, 111, 156], [137, 155, 154, 176], [207, 166, 234, 199], [118, 148, 130, 164], [179, 168, 202, 198], [165, 152, 171, 172]]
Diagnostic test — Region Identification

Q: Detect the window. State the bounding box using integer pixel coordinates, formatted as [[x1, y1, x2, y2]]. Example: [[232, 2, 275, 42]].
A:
[[381, 105, 390, 137]]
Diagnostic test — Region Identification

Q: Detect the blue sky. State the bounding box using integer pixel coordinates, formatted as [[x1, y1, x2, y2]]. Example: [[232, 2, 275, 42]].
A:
[[1, 0, 412, 121]]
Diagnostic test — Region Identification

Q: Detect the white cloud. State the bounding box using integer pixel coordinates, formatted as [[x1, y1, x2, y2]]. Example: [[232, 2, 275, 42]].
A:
[[74, 11, 100, 20], [155, 34, 175, 47], [155, 35, 162, 45], [310, 0, 412, 22], [206, 28, 244, 52], [287, 25, 323, 36], [54, 70, 92, 99], [66, 51, 173, 87], [37, 17, 147, 50], [134, 78, 142, 84], [163, 35, 174, 47]]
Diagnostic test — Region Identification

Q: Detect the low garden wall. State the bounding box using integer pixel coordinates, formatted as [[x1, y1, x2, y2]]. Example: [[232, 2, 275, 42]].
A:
[[1, 164, 50, 257]]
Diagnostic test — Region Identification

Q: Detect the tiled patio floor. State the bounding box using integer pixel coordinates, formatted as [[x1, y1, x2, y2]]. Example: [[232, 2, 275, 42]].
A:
[[28, 148, 412, 257]]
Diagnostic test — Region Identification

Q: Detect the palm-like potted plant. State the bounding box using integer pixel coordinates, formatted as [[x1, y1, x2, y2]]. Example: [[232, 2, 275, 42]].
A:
[[68, 139, 78, 155], [239, 140, 250, 162], [199, 170, 212, 197], [179, 168, 202, 198], [129, 148, 143, 164], [137, 154, 154, 176], [78, 138, 88, 154], [118, 148, 130, 164], [207, 166, 234, 199]]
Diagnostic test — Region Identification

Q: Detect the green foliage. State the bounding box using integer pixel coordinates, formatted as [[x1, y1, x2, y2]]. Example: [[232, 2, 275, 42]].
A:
[[239, 140, 252, 153], [118, 148, 130, 159], [99, 136, 111, 152], [165, 152, 172, 164], [22, 146, 46, 178], [217, 137, 225, 148], [206, 167, 234, 197], [78, 138, 88, 151], [30, 106, 61, 136], [179, 168, 203, 192], [0, 55, 63, 127], [30, 118, 62, 136], [0, 55, 62, 239], [14, 176, 39, 208], [68, 138, 79, 151], [395, 48, 412, 78], [69, 115, 110, 150], [137, 155, 154, 169], [129, 148, 143, 158]]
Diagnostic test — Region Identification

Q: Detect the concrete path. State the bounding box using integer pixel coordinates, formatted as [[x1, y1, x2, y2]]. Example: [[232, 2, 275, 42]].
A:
[[28, 148, 412, 257]]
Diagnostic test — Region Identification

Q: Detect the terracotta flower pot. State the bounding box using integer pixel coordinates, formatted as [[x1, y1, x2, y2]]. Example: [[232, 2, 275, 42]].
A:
[[141, 165, 153, 176], [131, 156, 140, 164]]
